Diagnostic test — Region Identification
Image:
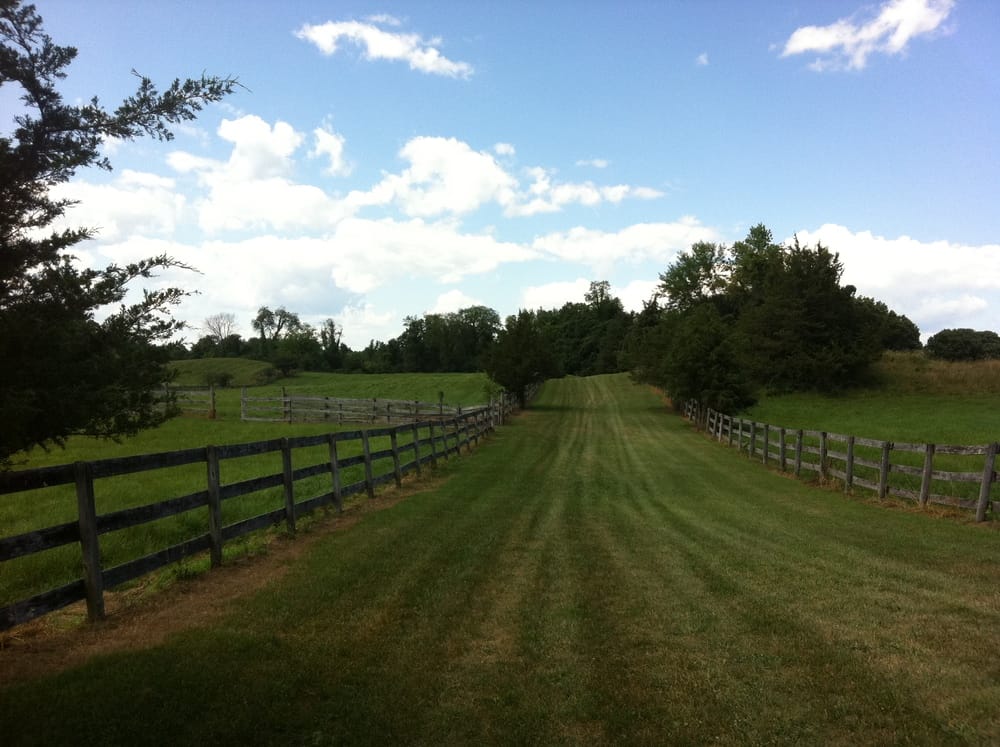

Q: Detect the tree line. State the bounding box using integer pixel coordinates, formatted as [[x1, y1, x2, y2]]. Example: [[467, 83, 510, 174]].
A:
[[3, 2, 992, 466], [170, 280, 634, 394]]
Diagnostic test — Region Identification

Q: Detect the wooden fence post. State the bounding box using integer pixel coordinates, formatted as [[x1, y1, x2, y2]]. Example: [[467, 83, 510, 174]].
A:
[[878, 441, 892, 500], [389, 430, 403, 488], [429, 422, 439, 466], [281, 438, 296, 532], [240, 387, 247, 421], [819, 432, 828, 480], [205, 446, 223, 567], [327, 435, 343, 512], [795, 430, 803, 477], [919, 443, 935, 507], [749, 422, 757, 460], [975, 442, 998, 522], [845, 436, 855, 492], [282, 386, 290, 423], [74, 461, 105, 622], [762, 425, 770, 465], [411, 423, 422, 476], [208, 384, 217, 420], [362, 431, 376, 498], [779, 428, 787, 471]]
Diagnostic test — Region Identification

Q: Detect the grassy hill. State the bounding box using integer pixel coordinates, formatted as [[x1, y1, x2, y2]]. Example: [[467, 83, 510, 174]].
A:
[[167, 358, 276, 388], [743, 351, 1000, 443]]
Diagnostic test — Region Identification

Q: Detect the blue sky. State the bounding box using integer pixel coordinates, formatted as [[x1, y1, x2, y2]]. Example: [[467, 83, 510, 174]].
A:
[[27, 0, 1000, 347]]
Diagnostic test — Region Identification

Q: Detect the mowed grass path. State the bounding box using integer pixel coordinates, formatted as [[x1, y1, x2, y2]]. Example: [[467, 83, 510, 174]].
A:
[[2, 374, 999, 744]]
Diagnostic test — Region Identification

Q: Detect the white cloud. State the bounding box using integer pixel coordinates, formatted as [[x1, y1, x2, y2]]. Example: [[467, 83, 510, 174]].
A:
[[508, 168, 663, 217], [351, 136, 519, 217], [167, 115, 352, 233], [296, 19, 473, 78], [494, 142, 516, 156], [791, 224, 1000, 336], [696, 52, 709, 66], [334, 302, 399, 349], [427, 289, 483, 315], [366, 14, 402, 27], [323, 216, 537, 292], [616, 279, 660, 312], [532, 218, 718, 275], [520, 278, 661, 312], [576, 158, 609, 169], [521, 278, 591, 310], [217, 115, 303, 179], [47, 170, 185, 241], [781, 0, 955, 71], [310, 125, 351, 176]]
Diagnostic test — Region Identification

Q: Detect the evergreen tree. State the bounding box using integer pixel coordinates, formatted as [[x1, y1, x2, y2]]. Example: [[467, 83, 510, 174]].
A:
[[0, 2, 239, 463]]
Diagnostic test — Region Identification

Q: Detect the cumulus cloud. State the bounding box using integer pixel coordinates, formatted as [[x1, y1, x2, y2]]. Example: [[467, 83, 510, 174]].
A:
[[781, 0, 955, 71], [520, 278, 661, 312], [310, 125, 351, 176], [323, 216, 537, 291], [167, 115, 352, 233], [46, 170, 185, 241], [532, 218, 718, 275], [334, 302, 400, 349], [576, 158, 609, 169], [508, 167, 662, 217], [427, 289, 483, 315], [791, 224, 1000, 335], [296, 18, 473, 78], [347, 136, 519, 217], [521, 278, 592, 310], [696, 52, 709, 66], [494, 142, 516, 156]]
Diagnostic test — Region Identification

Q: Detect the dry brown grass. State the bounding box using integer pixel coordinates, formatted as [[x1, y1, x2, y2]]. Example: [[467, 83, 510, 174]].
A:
[[876, 351, 1000, 395]]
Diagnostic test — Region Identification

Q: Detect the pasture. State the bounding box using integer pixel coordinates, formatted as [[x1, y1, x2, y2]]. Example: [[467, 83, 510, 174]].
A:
[[0, 371, 490, 614], [2, 374, 997, 744]]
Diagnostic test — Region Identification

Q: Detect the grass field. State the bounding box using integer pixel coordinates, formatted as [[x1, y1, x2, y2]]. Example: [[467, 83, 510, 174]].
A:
[[2, 374, 998, 744], [0, 371, 491, 610], [743, 352, 1000, 444], [168, 358, 277, 388]]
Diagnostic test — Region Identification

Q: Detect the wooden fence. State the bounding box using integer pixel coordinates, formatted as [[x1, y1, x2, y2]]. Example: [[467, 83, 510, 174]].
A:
[[240, 389, 505, 426], [166, 385, 217, 419], [0, 406, 505, 632], [684, 401, 999, 522]]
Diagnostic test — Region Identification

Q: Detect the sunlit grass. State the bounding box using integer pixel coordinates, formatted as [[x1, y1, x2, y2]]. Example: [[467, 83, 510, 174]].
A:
[[2, 374, 998, 743]]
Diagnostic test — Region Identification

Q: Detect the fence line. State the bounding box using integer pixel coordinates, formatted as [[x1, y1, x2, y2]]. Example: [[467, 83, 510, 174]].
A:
[[683, 401, 999, 521], [0, 403, 512, 632], [239, 389, 506, 426], [165, 385, 217, 419]]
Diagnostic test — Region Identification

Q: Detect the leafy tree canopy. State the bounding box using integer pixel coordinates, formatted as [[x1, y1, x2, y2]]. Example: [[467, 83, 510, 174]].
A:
[[925, 328, 1000, 361], [0, 1, 239, 464], [629, 224, 918, 410]]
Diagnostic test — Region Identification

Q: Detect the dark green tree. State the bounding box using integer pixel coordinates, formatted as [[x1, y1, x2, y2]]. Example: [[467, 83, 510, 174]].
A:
[[926, 328, 1000, 361], [0, 1, 239, 463], [631, 225, 907, 410], [486, 310, 556, 407]]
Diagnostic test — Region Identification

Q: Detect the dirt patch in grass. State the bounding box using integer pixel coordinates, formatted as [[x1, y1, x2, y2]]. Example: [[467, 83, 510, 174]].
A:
[[0, 473, 445, 688]]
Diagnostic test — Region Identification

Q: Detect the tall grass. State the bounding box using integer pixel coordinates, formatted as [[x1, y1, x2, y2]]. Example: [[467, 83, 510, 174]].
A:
[[743, 352, 1000, 444]]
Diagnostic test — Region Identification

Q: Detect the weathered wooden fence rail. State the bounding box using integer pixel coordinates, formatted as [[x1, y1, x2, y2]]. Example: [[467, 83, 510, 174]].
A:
[[166, 385, 217, 419], [684, 401, 999, 521], [240, 390, 504, 425], [0, 406, 504, 631]]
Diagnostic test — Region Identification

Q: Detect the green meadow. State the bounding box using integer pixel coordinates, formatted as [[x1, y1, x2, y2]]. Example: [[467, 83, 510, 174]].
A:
[[2, 374, 998, 744], [1, 370, 490, 610]]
